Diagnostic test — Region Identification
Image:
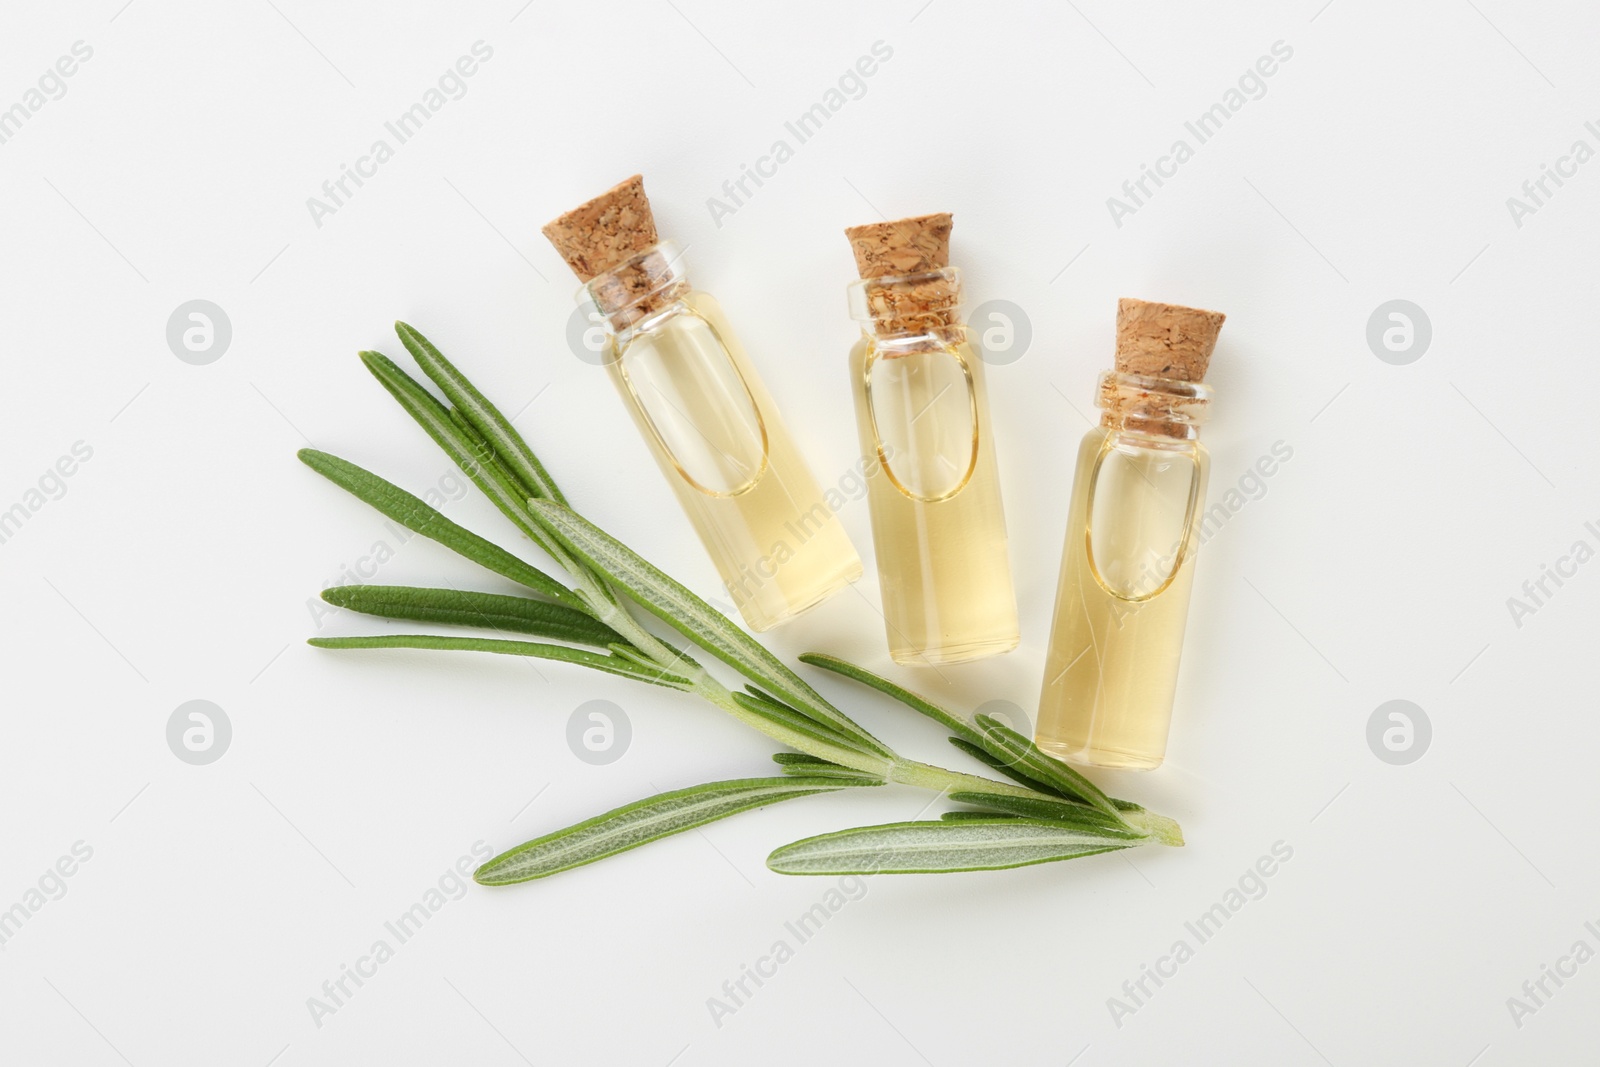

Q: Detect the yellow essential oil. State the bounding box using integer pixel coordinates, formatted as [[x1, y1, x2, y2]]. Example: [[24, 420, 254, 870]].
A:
[[608, 289, 861, 630], [1035, 426, 1209, 768]]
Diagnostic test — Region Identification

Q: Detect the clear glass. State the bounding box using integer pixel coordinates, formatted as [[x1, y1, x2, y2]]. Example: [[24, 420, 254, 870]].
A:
[[846, 270, 1019, 665], [1034, 373, 1212, 769], [586, 245, 860, 631]]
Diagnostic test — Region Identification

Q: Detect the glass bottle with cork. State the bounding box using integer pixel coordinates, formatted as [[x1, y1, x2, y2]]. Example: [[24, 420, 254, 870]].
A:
[[1033, 298, 1226, 769], [542, 175, 861, 632], [842, 213, 1019, 665]]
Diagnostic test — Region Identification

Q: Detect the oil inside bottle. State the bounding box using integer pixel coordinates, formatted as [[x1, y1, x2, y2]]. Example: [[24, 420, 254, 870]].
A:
[[611, 291, 860, 631], [1034, 428, 1208, 768], [851, 332, 1018, 665]]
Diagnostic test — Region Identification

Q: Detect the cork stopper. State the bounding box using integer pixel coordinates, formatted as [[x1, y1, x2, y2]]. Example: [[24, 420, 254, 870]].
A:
[[1114, 298, 1226, 382], [845, 213, 953, 279], [541, 175, 658, 282], [845, 214, 961, 344]]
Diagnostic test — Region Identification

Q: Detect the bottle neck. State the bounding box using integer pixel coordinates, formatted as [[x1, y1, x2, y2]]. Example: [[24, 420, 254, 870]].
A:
[[848, 267, 964, 354], [580, 240, 690, 333], [1096, 371, 1212, 444]]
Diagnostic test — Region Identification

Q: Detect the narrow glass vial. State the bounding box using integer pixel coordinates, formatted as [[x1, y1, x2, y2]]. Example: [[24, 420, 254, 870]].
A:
[[579, 241, 861, 631], [1035, 299, 1225, 769], [842, 236, 1018, 664]]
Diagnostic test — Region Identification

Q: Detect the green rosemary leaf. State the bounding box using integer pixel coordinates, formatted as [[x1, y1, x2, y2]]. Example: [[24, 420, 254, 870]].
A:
[[744, 684, 786, 706], [524, 499, 888, 757], [297, 449, 580, 609], [320, 585, 622, 648], [737, 687, 878, 750], [777, 763, 885, 783], [307, 634, 689, 688], [607, 642, 689, 674], [770, 753, 885, 782], [444, 408, 550, 533], [971, 716, 1121, 819], [799, 653, 988, 748], [475, 776, 877, 885], [396, 322, 569, 506], [731, 693, 882, 761], [359, 351, 588, 584], [771, 752, 832, 766], [945, 791, 1145, 838], [946, 736, 1071, 797], [766, 819, 1135, 876], [940, 810, 1016, 822], [445, 407, 498, 468]]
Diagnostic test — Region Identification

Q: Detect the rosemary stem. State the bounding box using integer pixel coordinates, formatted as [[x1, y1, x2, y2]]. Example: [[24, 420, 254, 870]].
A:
[[576, 578, 707, 683]]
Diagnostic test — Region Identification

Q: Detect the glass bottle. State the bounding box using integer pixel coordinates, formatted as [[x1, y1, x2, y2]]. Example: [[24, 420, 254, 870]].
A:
[[842, 218, 1019, 665], [1034, 299, 1225, 769], [574, 239, 861, 631]]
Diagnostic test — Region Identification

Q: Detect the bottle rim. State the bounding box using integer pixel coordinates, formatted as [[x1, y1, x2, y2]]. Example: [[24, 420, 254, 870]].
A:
[[1096, 370, 1213, 440], [576, 239, 688, 319], [846, 266, 962, 325]]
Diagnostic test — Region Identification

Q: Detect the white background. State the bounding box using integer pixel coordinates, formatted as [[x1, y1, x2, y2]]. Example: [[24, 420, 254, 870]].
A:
[[2, 1, 1596, 1063]]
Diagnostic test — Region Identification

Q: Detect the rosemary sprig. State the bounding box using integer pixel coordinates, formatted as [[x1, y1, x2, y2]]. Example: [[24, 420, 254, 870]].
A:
[[303, 323, 1184, 883]]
